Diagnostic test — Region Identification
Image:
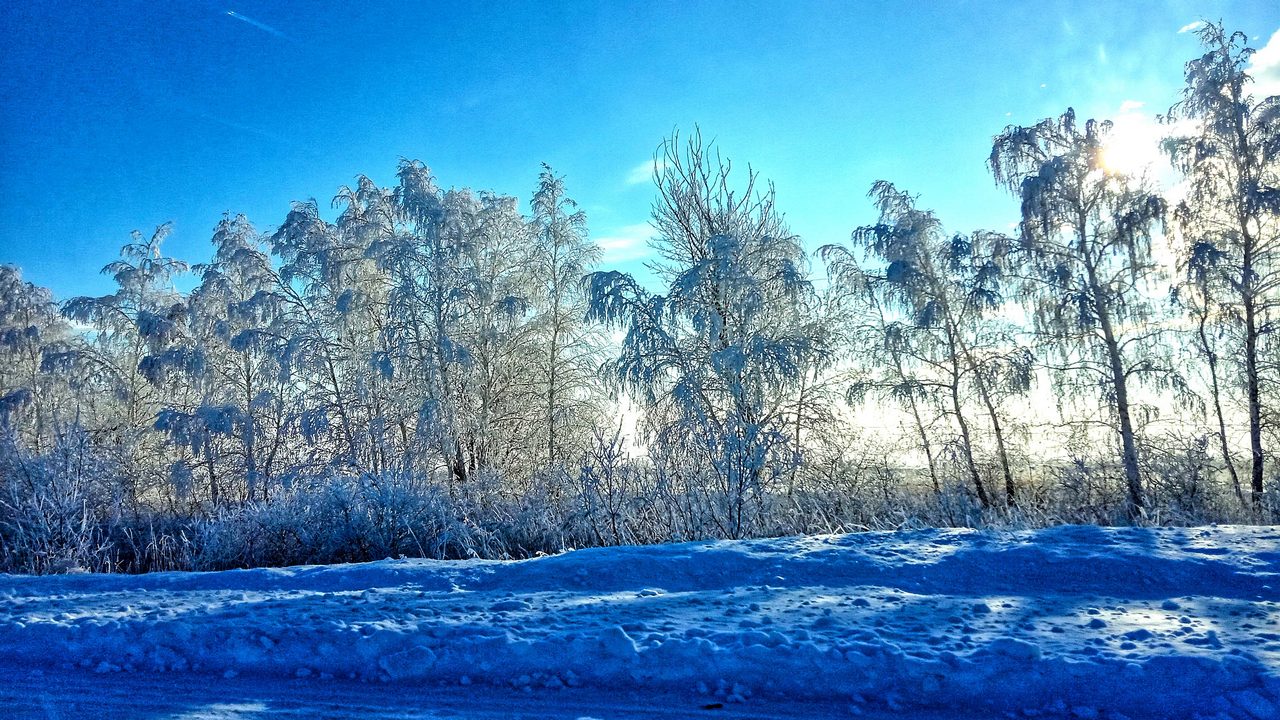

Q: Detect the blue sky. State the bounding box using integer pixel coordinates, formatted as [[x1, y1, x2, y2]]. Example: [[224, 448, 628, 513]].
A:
[[0, 0, 1275, 298]]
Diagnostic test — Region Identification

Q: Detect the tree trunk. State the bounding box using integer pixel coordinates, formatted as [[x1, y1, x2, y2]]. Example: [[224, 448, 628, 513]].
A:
[[1243, 293, 1264, 506], [204, 438, 219, 506], [1228, 76, 1266, 508], [1198, 311, 1244, 504], [879, 302, 941, 497], [1110, 350, 1144, 521], [789, 367, 809, 498], [1078, 216, 1144, 521], [978, 384, 1017, 507], [243, 360, 258, 504], [957, 337, 1016, 507], [948, 347, 988, 508], [1093, 285, 1143, 520], [547, 325, 559, 467], [910, 399, 942, 498]]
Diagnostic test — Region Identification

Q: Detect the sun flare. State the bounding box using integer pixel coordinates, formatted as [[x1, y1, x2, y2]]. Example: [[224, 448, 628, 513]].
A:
[[1100, 110, 1166, 175]]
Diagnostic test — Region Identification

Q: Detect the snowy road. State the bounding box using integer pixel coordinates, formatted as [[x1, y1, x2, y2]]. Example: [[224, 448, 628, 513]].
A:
[[2, 525, 1278, 719], [3, 670, 983, 719]]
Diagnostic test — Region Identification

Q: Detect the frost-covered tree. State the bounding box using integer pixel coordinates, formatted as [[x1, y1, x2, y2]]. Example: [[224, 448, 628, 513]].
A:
[[269, 189, 386, 471], [63, 225, 189, 507], [157, 214, 295, 503], [451, 191, 542, 480], [1171, 265, 1243, 503], [821, 248, 945, 496], [778, 283, 843, 506], [588, 130, 820, 538], [528, 165, 605, 468], [991, 109, 1176, 520], [1164, 22, 1280, 507], [372, 162, 469, 482], [330, 175, 418, 476], [373, 162, 544, 486], [0, 266, 77, 452], [823, 183, 1031, 508]]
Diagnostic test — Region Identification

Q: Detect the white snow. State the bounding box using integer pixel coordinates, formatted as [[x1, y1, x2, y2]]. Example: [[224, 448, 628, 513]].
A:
[[2, 525, 1278, 719]]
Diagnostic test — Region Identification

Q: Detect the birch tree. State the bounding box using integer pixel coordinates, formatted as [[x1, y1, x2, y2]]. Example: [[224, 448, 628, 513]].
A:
[[823, 183, 1030, 508], [528, 165, 604, 467], [1165, 21, 1280, 507], [63, 225, 189, 507], [991, 109, 1173, 520], [588, 130, 819, 538], [0, 266, 75, 452]]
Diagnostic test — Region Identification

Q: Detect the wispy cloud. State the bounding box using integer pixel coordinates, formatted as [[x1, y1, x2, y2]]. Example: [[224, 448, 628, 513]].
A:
[[168, 99, 290, 144], [1249, 28, 1280, 99], [594, 222, 653, 263], [1178, 21, 1204, 34], [225, 10, 292, 41], [625, 160, 666, 186], [1118, 99, 1145, 113]]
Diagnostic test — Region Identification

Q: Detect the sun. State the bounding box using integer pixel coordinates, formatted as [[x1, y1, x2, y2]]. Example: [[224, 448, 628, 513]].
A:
[[1100, 110, 1167, 176]]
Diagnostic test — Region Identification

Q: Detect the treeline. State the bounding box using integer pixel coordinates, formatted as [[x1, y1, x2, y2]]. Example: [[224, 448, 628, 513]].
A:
[[0, 23, 1276, 573]]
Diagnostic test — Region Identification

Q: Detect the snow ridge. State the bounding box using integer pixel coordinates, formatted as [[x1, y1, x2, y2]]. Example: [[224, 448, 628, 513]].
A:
[[2, 525, 1278, 719]]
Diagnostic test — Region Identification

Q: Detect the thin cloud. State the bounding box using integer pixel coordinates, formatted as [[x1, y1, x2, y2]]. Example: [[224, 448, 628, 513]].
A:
[[168, 99, 290, 144], [1118, 100, 1145, 113], [1249, 28, 1280, 98], [594, 222, 654, 263], [625, 160, 666, 186], [225, 10, 292, 41], [1178, 21, 1204, 34]]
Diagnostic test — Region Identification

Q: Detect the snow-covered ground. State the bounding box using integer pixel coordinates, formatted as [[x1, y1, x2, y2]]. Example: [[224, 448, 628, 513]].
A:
[[2, 525, 1278, 719]]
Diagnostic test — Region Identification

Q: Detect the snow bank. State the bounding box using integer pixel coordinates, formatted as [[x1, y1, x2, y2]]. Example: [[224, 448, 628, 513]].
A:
[[2, 525, 1277, 719]]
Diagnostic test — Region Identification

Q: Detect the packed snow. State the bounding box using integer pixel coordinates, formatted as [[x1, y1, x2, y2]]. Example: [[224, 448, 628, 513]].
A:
[[2, 525, 1278, 719]]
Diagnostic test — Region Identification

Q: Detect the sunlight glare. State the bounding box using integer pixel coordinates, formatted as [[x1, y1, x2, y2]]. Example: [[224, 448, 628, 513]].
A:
[[1100, 110, 1165, 176]]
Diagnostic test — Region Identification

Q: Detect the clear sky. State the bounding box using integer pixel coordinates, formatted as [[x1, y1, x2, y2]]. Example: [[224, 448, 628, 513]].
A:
[[0, 0, 1275, 299]]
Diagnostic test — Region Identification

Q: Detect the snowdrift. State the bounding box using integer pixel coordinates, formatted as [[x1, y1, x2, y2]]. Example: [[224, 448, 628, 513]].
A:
[[2, 525, 1278, 719]]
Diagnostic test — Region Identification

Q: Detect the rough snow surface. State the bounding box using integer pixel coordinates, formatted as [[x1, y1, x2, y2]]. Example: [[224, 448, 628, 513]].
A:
[[1, 525, 1278, 719]]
